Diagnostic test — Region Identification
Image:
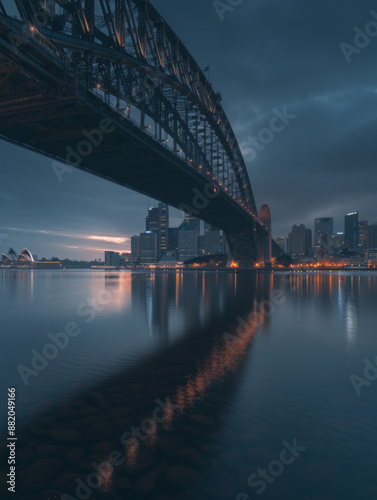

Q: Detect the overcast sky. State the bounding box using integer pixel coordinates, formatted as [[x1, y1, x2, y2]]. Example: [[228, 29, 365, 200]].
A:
[[1, 0, 377, 259]]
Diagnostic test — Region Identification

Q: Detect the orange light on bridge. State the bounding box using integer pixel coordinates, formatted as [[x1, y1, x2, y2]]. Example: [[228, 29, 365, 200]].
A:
[[229, 261, 239, 268]]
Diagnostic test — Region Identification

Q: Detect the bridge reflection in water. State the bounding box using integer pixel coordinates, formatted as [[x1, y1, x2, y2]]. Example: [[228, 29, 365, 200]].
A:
[[14, 270, 273, 499]]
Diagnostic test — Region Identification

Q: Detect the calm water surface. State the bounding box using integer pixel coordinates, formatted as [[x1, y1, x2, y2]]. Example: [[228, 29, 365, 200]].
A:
[[0, 269, 376, 500]]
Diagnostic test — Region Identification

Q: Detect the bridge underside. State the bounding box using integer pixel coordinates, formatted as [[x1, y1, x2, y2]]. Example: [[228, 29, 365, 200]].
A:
[[0, 27, 279, 265]]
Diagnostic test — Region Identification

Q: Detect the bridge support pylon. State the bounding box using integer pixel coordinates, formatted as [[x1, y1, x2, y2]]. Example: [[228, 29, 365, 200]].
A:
[[225, 228, 263, 267]]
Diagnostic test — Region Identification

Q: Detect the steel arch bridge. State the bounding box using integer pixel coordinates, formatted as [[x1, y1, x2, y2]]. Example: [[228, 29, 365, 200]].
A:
[[0, 0, 282, 264]]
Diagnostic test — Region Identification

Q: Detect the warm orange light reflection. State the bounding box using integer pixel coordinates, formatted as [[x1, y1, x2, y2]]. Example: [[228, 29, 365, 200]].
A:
[[98, 460, 113, 492], [125, 301, 262, 467]]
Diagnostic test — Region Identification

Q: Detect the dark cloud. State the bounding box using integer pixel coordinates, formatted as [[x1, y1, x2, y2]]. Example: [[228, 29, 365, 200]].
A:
[[1, 0, 377, 257]]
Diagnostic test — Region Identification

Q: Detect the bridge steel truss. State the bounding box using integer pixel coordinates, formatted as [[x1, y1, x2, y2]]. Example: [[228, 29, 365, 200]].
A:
[[0, 0, 283, 264]]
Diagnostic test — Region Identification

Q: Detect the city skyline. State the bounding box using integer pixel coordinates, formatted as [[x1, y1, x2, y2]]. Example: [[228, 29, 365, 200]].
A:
[[1, 1, 377, 259]]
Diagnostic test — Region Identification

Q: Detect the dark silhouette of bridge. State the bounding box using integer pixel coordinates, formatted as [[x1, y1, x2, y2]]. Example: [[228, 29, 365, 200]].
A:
[[0, 0, 283, 264]]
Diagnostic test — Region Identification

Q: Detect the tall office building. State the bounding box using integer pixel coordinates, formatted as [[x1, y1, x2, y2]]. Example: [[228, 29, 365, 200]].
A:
[[146, 207, 160, 233], [181, 214, 200, 235], [345, 212, 359, 249], [146, 203, 169, 258], [140, 231, 158, 263], [276, 237, 285, 253], [159, 203, 169, 256], [305, 228, 313, 254], [259, 204, 272, 264], [358, 221, 368, 248], [314, 217, 333, 248], [168, 228, 179, 259], [331, 232, 345, 248], [289, 224, 311, 256], [131, 235, 140, 261], [204, 223, 222, 255], [178, 229, 198, 262], [368, 223, 377, 249], [197, 235, 205, 255]]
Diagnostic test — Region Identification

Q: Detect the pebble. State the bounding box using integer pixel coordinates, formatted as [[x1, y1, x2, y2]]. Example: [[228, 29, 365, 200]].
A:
[[36, 443, 65, 458], [64, 447, 85, 464], [164, 465, 205, 489], [177, 447, 207, 468], [44, 428, 82, 444], [17, 459, 62, 493]]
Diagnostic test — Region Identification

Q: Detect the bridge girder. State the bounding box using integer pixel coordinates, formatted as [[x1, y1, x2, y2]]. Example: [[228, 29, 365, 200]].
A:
[[0, 1, 285, 263]]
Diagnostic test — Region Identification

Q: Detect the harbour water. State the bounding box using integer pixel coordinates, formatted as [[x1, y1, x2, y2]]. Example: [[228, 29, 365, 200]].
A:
[[1, 269, 376, 499]]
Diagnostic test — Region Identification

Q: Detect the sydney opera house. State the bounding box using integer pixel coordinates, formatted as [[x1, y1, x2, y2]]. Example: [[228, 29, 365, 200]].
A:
[[1, 247, 61, 268]]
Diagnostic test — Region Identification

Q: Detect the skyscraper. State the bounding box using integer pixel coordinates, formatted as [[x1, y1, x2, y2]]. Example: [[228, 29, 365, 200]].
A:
[[146, 203, 169, 258], [259, 204, 272, 264], [140, 231, 158, 263], [178, 230, 198, 262], [345, 212, 359, 250], [314, 217, 333, 248], [289, 224, 311, 257], [131, 235, 140, 261], [146, 207, 159, 233], [331, 232, 345, 248], [305, 228, 313, 255], [159, 203, 169, 256], [368, 223, 377, 249], [181, 214, 200, 235], [358, 221, 368, 248], [168, 228, 179, 259], [204, 223, 222, 255]]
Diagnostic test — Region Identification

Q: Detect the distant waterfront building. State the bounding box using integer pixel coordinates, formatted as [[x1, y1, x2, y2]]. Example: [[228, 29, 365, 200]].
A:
[[197, 234, 205, 255], [289, 224, 311, 257], [331, 232, 345, 248], [204, 223, 222, 255], [131, 235, 140, 261], [140, 231, 158, 263], [314, 217, 333, 248], [159, 251, 178, 267], [2, 247, 34, 263], [105, 251, 121, 267], [2, 248, 61, 268], [305, 228, 313, 255], [368, 223, 377, 249], [146, 203, 169, 258], [121, 253, 136, 264], [168, 228, 179, 259], [345, 212, 359, 250], [178, 229, 198, 262], [146, 207, 159, 233], [180, 214, 200, 235], [358, 221, 368, 248], [222, 233, 230, 254], [159, 203, 169, 256], [276, 237, 285, 253], [259, 204, 272, 264], [366, 249, 377, 266]]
